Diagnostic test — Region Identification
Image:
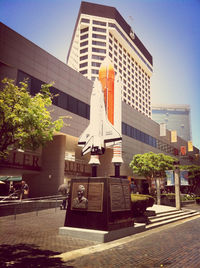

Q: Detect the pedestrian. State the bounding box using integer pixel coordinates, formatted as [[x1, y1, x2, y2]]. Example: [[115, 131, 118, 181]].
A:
[[20, 180, 29, 201]]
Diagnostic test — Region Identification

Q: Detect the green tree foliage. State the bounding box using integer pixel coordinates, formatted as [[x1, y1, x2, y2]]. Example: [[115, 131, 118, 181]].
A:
[[180, 164, 200, 179], [0, 78, 63, 160], [129, 152, 177, 180]]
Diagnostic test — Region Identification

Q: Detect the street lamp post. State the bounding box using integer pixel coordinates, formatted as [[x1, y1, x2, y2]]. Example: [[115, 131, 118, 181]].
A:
[[174, 161, 181, 210]]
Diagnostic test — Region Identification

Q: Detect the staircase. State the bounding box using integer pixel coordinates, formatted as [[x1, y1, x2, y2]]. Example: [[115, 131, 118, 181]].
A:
[[146, 208, 200, 230]]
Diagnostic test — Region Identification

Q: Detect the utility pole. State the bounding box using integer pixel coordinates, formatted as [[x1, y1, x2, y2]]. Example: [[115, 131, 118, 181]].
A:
[[174, 162, 181, 210]]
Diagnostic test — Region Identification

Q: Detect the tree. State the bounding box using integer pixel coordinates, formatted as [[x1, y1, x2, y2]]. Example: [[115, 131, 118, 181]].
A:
[[129, 152, 177, 198], [180, 164, 200, 195], [129, 152, 177, 180], [0, 78, 64, 160]]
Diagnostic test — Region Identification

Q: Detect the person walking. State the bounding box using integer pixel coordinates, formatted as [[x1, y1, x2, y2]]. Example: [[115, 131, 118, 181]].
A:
[[20, 180, 29, 201]]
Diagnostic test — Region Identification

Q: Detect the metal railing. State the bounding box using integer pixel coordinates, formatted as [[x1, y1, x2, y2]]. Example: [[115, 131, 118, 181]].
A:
[[0, 194, 64, 219]]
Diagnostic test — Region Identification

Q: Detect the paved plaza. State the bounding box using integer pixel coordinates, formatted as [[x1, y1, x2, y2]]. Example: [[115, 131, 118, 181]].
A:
[[0, 205, 200, 267]]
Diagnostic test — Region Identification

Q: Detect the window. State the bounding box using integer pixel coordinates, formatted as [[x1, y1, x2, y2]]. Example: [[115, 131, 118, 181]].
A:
[[92, 69, 99, 74], [80, 69, 87, 74], [81, 18, 89, 23], [80, 27, 88, 34], [80, 40, 88, 47], [80, 48, 88, 54], [93, 20, 106, 26], [92, 48, 106, 54], [80, 34, 88, 40], [92, 62, 101, 67], [80, 55, 88, 61], [92, 40, 106, 46], [92, 33, 106, 40], [17, 70, 90, 120], [92, 27, 106, 33], [79, 62, 88, 68], [92, 55, 105, 60]]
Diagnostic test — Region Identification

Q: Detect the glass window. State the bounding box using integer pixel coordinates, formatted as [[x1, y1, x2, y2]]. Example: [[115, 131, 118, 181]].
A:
[[92, 69, 99, 74], [80, 48, 88, 54], [80, 40, 88, 47], [80, 34, 88, 40], [92, 48, 106, 54], [78, 100, 87, 118], [30, 77, 42, 95], [92, 34, 106, 40], [92, 62, 101, 67], [92, 40, 106, 46], [80, 62, 88, 68], [68, 95, 77, 114], [80, 27, 88, 34], [58, 91, 68, 109], [92, 27, 106, 33], [81, 18, 90, 23], [80, 69, 87, 74], [80, 55, 88, 61], [50, 87, 59, 106], [93, 20, 106, 26], [92, 55, 105, 60]]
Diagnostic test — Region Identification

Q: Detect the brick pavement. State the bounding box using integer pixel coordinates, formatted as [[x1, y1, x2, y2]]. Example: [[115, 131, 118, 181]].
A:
[[65, 217, 200, 268], [0, 206, 200, 267], [0, 208, 98, 267]]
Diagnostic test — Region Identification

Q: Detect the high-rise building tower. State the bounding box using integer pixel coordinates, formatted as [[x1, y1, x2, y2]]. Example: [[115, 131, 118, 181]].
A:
[[67, 1, 153, 118], [152, 104, 192, 141]]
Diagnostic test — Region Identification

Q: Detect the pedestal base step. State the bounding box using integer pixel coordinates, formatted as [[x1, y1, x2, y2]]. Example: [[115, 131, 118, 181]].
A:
[[59, 223, 145, 243]]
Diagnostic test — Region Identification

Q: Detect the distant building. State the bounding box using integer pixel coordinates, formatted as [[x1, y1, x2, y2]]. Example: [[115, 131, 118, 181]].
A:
[[152, 104, 191, 141], [67, 1, 153, 118]]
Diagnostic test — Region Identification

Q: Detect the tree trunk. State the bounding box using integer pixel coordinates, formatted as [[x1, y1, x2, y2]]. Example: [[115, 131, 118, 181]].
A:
[[156, 177, 161, 205]]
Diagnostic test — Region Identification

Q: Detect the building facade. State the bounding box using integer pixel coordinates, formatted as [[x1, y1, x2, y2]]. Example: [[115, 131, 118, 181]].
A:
[[0, 21, 199, 197], [152, 104, 191, 142], [67, 1, 153, 118]]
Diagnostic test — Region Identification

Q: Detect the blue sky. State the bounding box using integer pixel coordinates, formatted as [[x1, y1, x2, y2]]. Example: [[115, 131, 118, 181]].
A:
[[0, 0, 200, 149]]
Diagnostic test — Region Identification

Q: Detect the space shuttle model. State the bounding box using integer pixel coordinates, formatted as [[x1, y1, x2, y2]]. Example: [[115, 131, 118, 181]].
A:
[[78, 79, 122, 156], [78, 58, 123, 174]]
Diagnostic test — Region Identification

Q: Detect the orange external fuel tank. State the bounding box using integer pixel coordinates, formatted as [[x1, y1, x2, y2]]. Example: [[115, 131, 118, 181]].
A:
[[99, 60, 115, 125]]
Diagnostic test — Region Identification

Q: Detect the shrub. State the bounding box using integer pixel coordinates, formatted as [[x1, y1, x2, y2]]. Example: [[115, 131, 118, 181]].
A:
[[131, 194, 154, 216], [195, 197, 200, 204], [161, 193, 175, 200]]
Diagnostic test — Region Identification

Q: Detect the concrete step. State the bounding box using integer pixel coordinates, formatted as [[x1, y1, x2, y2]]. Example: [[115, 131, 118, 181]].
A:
[[148, 210, 182, 220], [148, 210, 197, 223], [146, 210, 200, 230]]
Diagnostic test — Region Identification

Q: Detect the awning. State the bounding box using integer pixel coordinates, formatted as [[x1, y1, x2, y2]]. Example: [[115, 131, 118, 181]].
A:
[[0, 176, 22, 182]]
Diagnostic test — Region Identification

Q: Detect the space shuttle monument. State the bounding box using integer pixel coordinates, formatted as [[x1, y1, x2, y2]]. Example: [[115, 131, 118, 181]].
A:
[[63, 60, 135, 242], [78, 58, 123, 176]]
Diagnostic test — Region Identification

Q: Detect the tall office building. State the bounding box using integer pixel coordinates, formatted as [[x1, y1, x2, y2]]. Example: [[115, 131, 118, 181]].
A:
[[152, 104, 191, 141], [67, 1, 153, 118]]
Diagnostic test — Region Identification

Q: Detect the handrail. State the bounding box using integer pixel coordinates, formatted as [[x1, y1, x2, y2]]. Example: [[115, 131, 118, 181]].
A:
[[0, 194, 63, 204], [0, 192, 19, 202], [0, 195, 64, 219]]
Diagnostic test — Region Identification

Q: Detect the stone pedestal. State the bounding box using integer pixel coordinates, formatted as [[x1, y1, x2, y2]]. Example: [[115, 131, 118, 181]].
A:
[[65, 177, 134, 231]]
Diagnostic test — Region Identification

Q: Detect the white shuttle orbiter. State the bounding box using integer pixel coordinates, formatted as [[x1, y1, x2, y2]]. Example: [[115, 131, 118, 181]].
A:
[[78, 79, 122, 156]]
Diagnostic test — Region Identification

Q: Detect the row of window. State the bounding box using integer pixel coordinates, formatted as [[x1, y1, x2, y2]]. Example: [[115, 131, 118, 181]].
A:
[[80, 18, 106, 27], [18, 70, 175, 154], [17, 70, 90, 120], [108, 23, 152, 72], [122, 122, 176, 154]]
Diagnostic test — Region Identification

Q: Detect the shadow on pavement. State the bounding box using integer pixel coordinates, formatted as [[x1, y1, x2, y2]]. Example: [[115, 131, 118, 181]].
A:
[[0, 243, 73, 268]]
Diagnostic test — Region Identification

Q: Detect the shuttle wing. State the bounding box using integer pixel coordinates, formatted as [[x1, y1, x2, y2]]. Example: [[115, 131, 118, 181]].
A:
[[104, 116, 122, 145]]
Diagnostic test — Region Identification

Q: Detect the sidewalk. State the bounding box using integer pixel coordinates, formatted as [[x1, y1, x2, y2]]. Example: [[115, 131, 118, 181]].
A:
[[0, 204, 200, 267]]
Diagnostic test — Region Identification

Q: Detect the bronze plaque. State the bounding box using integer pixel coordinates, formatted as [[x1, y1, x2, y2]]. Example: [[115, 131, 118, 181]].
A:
[[110, 182, 131, 212], [71, 182, 104, 212]]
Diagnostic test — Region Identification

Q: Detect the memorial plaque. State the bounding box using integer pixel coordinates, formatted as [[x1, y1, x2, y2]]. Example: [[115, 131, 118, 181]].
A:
[[110, 182, 131, 212], [71, 182, 104, 212]]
